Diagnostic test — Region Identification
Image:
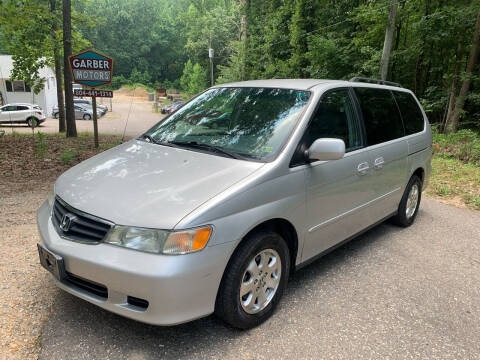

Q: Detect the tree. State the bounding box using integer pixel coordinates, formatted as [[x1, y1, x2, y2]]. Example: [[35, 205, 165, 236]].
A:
[[49, 0, 65, 132], [379, 0, 399, 80], [445, 11, 480, 133], [63, 0, 76, 137]]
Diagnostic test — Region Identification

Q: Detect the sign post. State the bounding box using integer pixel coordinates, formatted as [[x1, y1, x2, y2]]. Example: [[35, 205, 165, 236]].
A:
[[69, 49, 114, 148]]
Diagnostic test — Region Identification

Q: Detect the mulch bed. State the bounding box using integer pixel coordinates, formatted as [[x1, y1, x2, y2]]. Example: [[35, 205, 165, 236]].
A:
[[0, 133, 123, 195]]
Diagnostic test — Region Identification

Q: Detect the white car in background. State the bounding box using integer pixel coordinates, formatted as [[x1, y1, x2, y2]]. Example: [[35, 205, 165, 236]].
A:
[[0, 103, 46, 127]]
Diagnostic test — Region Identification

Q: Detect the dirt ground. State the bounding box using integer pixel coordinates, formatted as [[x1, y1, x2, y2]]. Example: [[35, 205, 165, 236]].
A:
[[0, 88, 165, 138]]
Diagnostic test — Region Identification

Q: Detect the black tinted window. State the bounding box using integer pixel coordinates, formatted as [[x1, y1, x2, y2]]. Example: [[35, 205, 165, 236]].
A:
[[304, 89, 362, 151], [354, 87, 404, 145], [393, 91, 424, 135], [17, 106, 29, 110], [5, 80, 12, 92]]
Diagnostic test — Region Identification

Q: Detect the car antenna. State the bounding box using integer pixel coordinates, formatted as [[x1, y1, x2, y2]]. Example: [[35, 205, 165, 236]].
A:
[[121, 87, 135, 143]]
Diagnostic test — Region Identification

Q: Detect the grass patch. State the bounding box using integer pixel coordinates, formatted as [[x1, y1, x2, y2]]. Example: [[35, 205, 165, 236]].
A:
[[427, 155, 480, 210], [124, 82, 155, 93]]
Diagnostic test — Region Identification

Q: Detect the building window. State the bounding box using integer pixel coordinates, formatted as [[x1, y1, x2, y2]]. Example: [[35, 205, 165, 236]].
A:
[[5, 80, 31, 92]]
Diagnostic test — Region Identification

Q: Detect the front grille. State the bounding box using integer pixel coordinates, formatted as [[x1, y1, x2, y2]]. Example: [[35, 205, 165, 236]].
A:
[[64, 272, 108, 299], [52, 197, 113, 243]]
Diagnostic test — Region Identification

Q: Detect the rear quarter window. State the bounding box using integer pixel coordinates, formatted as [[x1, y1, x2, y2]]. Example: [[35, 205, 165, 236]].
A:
[[354, 87, 404, 146], [392, 91, 425, 135]]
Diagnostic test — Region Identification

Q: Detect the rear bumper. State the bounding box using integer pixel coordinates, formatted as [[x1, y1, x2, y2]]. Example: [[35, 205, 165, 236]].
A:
[[36, 201, 232, 325]]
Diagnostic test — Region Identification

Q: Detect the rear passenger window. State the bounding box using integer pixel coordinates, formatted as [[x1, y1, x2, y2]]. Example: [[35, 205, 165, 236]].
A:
[[393, 91, 425, 135], [304, 89, 362, 151], [17, 106, 29, 110], [354, 87, 404, 146]]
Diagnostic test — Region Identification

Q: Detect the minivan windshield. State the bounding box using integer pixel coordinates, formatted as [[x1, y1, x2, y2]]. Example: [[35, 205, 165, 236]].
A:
[[145, 87, 311, 160]]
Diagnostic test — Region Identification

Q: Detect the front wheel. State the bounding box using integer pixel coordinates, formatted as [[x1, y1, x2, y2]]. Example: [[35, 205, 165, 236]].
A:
[[215, 231, 290, 329], [391, 175, 422, 227], [83, 114, 91, 120]]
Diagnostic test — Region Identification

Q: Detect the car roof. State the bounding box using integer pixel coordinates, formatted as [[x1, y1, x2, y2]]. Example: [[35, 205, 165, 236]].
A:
[[214, 79, 414, 93], [4, 103, 35, 106]]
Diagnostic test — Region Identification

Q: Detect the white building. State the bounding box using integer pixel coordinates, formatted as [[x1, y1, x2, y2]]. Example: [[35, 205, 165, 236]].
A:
[[0, 55, 57, 115]]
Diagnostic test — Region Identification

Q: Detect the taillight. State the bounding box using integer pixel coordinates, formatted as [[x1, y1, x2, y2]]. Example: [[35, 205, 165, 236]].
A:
[[35, 111, 42, 115]]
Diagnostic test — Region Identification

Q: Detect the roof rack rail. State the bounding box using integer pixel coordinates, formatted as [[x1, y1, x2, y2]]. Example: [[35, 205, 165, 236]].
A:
[[349, 77, 402, 88]]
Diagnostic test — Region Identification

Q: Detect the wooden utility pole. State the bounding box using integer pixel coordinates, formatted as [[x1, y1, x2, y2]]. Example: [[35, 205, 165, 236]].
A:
[[92, 94, 99, 148], [445, 11, 480, 133], [379, 0, 399, 80], [62, 0, 76, 137], [50, 0, 65, 132]]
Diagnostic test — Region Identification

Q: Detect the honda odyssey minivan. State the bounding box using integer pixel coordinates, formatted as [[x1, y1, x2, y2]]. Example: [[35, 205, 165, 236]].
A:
[[37, 78, 432, 329]]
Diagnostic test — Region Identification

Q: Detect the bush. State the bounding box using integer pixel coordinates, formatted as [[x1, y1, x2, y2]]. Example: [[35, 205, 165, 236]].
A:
[[34, 132, 48, 158], [110, 75, 131, 90], [432, 128, 480, 165], [61, 150, 76, 165]]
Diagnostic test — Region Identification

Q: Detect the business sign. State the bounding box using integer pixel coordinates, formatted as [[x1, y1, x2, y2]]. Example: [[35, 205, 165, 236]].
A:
[[74, 89, 113, 98], [69, 49, 113, 88]]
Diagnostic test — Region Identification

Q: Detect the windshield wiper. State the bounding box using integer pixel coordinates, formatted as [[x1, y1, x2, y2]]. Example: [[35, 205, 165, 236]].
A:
[[169, 141, 244, 159], [141, 135, 179, 148]]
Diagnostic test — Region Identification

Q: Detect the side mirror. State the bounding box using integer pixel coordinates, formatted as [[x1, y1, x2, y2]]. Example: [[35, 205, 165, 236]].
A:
[[307, 138, 345, 161]]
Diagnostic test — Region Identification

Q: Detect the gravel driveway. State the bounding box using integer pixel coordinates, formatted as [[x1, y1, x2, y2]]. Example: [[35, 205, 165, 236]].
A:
[[21, 198, 477, 359]]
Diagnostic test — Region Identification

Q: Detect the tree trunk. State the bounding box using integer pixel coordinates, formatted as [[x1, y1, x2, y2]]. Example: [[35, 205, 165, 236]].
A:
[[50, 0, 65, 132], [62, 0, 76, 137], [446, 11, 480, 133], [239, 0, 248, 80], [443, 41, 463, 132], [379, 0, 399, 80]]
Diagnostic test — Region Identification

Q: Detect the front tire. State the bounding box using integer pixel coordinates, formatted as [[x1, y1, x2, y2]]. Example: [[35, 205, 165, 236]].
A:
[[83, 114, 91, 120], [215, 231, 290, 329], [391, 175, 422, 227]]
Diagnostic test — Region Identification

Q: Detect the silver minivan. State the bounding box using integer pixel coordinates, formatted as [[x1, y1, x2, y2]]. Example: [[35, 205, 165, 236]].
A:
[[37, 78, 432, 329]]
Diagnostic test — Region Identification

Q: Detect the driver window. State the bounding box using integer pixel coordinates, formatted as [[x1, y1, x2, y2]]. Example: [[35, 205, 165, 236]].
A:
[[304, 89, 362, 151]]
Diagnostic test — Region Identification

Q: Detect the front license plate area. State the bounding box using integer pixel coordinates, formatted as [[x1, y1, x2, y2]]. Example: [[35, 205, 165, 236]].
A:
[[37, 243, 66, 281]]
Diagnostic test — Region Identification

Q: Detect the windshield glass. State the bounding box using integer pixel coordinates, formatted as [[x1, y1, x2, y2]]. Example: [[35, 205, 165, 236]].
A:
[[145, 87, 311, 160]]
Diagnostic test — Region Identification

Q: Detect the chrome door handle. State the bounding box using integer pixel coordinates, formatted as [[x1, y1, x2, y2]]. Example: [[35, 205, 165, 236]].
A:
[[374, 157, 385, 169], [357, 162, 370, 175]]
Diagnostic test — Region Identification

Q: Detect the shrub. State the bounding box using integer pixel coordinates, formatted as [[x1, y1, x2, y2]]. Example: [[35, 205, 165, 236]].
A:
[[61, 150, 75, 165], [34, 132, 48, 158], [432, 128, 480, 166]]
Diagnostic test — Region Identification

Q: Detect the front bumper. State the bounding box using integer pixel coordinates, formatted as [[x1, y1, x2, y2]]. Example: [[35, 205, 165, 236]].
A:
[[36, 201, 232, 325]]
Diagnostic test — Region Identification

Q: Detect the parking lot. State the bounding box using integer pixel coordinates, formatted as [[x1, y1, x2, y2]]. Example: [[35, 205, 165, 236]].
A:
[[0, 90, 164, 138]]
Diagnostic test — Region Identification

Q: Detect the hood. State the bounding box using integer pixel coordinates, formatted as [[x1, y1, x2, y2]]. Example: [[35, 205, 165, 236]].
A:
[[55, 140, 264, 229]]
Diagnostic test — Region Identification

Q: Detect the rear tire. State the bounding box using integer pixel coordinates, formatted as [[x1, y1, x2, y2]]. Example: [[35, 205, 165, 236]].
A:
[[391, 175, 422, 227], [83, 114, 91, 120], [215, 231, 290, 329], [27, 117, 38, 128], [54, 112, 59, 119]]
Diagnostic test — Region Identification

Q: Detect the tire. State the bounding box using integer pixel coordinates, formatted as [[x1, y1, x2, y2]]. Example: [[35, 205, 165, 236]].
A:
[[27, 117, 38, 128], [391, 175, 422, 227], [54, 112, 59, 119], [83, 114, 91, 120], [215, 231, 290, 329]]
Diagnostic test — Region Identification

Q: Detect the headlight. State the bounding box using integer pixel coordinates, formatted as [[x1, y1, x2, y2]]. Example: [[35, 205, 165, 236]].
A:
[[47, 187, 55, 209], [104, 225, 212, 255]]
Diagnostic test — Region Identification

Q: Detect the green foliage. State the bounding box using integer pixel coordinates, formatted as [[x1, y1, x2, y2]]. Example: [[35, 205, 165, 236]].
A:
[[61, 150, 76, 165], [0, 0, 89, 93], [180, 60, 207, 95], [433, 128, 480, 165], [34, 132, 49, 158], [110, 75, 131, 90]]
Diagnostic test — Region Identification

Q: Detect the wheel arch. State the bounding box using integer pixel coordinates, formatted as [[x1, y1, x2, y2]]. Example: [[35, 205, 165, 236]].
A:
[[226, 218, 299, 275], [412, 167, 425, 183]]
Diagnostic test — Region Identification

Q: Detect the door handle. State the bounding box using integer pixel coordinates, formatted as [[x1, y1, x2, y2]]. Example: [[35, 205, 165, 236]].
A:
[[357, 162, 370, 175], [374, 157, 385, 169]]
